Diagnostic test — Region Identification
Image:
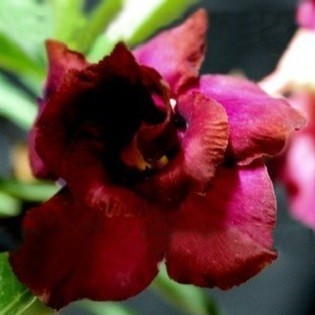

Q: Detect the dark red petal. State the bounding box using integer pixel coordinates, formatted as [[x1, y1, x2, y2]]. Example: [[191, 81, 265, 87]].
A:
[[136, 91, 229, 202], [197, 75, 307, 164], [28, 41, 87, 179], [10, 188, 168, 310], [28, 99, 57, 179], [166, 161, 277, 289], [133, 9, 207, 93], [44, 40, 88, 98], [35, 44, 166, 177]]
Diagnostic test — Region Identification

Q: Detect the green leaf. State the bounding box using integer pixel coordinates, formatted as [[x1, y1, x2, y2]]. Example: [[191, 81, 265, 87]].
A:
[[0, 192, 21, 218], [78, 300, 136, 315], [87, 35, 117, 62], [127, 0, 199, 46], [0, 179, 58, 203], [0, 0, 52, 86], [0, 33, 44, 79], [79, 0, 123, 53], [88, 0, 199, 61], [0, 75, 37, 130], [0, 0, 52, 61], [152, 265, 222, 315], [48, 0, 86, 48], [0, 253, 36, 315], [22, 299, 54, 315]]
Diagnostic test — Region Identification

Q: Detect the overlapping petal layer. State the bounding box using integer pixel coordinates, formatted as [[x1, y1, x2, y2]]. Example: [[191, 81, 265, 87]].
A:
[[35, 44, 168, 178], [10, 188, 168, 310], [197, 75, 307, 164], [166, 162, 277, 289], [44, 40, 88, 98], [135, 91, 229, 201], [29, 41, 88, 179], [134, 9, 207, 93]]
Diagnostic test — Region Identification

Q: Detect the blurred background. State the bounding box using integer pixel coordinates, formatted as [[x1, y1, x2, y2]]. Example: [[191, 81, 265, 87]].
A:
[[1, 0, 315, 315]]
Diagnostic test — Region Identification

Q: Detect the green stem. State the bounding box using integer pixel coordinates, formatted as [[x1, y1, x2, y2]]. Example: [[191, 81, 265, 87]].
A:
[[152, 265, 222, 315]]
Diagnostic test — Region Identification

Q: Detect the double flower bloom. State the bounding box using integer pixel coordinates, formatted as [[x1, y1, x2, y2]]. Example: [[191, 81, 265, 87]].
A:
[[10, 10, 306, 310]]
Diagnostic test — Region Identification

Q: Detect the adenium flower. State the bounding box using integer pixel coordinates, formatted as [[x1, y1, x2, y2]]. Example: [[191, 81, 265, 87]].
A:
[[10, 10, 305, 309], [260, 3, 315, 229]]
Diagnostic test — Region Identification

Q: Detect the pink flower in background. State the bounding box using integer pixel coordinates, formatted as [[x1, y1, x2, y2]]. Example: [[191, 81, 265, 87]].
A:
[[260, 0, 315, 229], [281, 93, 315, 228], [10, 10, 305, 310], [297, 0, 315, 30]]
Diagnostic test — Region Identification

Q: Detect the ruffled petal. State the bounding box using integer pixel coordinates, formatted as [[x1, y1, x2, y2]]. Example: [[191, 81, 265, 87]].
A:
[[10, 188, 168, 310], [34, 44, 167, 177], [44, 40, 88, 98], [133, 9, 207, 93], [166, 162, 277, 289], [197, 75, 307, 164], [28, 41, 88, 179], [177, 91, 229, 186], [135, 91, 229, 202]]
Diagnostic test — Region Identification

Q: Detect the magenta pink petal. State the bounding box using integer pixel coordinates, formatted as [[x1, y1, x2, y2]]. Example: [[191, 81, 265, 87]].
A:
[[166, 162, 277, 289], [133, 9, 207, 93], [10, 188, 168, 310], [196, 75, 307, 164]]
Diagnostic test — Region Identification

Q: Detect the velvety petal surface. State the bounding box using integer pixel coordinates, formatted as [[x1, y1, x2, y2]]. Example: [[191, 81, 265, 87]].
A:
[[29, 41, 88, 178], [135, 91, 229, 202], [44, 40, 88, 98], [166, 162, 277, 289], [177, 91, 229, 186], [134, 9, 207, 93], [10, 188, 168, 310], [29, 124, 56, 179], [197, 75, 307, 164], [34, 44, 167, 177]]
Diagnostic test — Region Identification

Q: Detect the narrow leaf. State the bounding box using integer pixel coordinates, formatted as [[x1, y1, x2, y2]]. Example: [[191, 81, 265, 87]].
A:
[[89, 0, 199, 61], [48, 0, 86, 49], [79, 0, 123, 53], [0, 253, 36, 315], [127, 0, 199, 46], [0, 192, 21, 218], [0, 0, 53, 60], [87, 35, 117, 62], [152, 265, 222, 315], [0, 75, 37, 130], [0, 33, 44, 79], [0, 179, 58, 203]]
